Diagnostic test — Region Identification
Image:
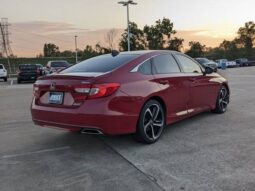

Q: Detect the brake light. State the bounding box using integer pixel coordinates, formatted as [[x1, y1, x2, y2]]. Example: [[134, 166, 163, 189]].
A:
[[33, 84, 40, 98], [72, 83, 120, 102], [88, 83, 120, 99]]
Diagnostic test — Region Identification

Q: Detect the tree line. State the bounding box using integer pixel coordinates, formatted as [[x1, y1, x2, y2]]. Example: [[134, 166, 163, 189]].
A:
[[42, 18, 255, 61]]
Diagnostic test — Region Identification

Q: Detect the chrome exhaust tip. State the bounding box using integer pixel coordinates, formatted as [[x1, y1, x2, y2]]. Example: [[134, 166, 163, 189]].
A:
[[80, 128, 103, 135]]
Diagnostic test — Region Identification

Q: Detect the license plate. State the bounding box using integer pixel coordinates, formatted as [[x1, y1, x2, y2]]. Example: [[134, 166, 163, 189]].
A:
[[49, 92, 64, 105]]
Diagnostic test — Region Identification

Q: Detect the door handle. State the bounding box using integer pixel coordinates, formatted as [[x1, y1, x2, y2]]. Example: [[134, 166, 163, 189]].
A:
[[158, 80, 169, 85]]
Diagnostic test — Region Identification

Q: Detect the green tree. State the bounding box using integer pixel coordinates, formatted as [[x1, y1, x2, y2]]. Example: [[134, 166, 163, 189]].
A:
[[119, 22, 146, 51], [167, 37, 184, 51], [219, 39, 240, 60], [143, 18, 176, 49], [237, 21, 255, 58], [43, 43, 60, 57], [185, 41, 206, 58]]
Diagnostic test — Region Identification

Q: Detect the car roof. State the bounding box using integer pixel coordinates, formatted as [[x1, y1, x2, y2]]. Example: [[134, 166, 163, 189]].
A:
[[118, 50, 179, 55]]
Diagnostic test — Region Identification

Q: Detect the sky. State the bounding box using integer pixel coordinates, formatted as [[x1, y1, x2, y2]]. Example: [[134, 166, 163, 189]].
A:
[[0, 0, 254, 57]]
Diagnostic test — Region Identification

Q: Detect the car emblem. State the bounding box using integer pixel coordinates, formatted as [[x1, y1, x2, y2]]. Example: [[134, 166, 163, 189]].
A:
[[50, 82, 56, 91]]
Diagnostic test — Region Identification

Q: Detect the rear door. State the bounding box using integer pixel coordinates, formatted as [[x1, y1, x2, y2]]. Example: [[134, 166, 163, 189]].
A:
[[151, 54, 189, 122], [174, 54, 217, 113]]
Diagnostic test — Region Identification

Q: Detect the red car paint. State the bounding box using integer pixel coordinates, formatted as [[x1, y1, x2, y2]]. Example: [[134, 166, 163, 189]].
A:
[[31, 50, 229, 135]]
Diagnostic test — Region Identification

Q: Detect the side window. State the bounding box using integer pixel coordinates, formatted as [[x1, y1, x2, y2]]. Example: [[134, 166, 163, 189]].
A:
[[175, 54, 202, 73], [152, 54, 180, 74], [137, 59, 152, 75]]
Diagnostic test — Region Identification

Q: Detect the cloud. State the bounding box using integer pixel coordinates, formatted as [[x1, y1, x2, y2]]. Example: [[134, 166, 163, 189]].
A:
[[8, 21, 235, 57]]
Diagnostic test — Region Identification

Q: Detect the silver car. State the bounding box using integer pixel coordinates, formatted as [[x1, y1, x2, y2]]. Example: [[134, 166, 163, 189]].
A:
[[195, 58, 218, 72]]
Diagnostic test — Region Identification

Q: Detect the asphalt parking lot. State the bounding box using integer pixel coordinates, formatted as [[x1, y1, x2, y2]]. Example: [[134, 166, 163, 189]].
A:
[[0, 67, 255, 191]]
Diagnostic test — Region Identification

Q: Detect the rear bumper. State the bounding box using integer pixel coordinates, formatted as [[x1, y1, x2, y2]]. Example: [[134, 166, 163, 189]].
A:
[[31, 96, 139, 135], [18, 75, 38, 81]]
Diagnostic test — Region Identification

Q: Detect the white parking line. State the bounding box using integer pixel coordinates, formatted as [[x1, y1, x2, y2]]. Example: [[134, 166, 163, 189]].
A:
[[0, 146, 70, 159]]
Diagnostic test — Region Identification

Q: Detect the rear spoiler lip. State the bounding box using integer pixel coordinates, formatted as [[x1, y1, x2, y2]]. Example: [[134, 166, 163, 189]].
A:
[[37, 72, 111, 80]]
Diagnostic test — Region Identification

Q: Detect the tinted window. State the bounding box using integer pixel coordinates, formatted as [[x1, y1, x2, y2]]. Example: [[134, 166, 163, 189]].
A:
[[0, 65, 3, 69], [176, 55, 202, 73], [137, 59, 152, 75], [152, 54, 180, 74], [19, 65, 37, 71], [195, 58, 209, 64], [51, 61, 69, 68], [62, 54, 139, 73]]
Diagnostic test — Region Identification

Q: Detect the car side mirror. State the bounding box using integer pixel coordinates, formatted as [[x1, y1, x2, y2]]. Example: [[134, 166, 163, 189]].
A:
[[204, 66, 214, 75]]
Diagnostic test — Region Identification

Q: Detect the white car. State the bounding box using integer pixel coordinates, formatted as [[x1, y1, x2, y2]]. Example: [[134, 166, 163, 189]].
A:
[[0, 64, 7, 82]]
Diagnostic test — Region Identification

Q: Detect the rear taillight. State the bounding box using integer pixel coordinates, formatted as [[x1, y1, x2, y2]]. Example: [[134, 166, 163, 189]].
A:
[[72, 83, 120, 103], [33, 84, 40, 98], [37, 68, 41, 75], [88, 83, 120, 99]]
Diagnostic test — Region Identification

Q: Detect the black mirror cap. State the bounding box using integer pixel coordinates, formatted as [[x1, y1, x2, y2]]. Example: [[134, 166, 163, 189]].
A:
[[204, 66, 214, 75]]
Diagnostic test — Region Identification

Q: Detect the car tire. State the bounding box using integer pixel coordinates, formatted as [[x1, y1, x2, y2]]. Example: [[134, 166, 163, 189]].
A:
[[17, 79, 21, 84], [135, 100, 165, 144], [212, 86, 229, 114], [4, 77, 7, 82]]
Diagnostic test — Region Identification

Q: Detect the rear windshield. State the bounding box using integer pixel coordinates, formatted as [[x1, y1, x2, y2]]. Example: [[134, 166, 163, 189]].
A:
[[61, 54, 139, 74], [51, 61, 69, 68], [0, 65, 3, 69], [19, 65, 37, 70], [196, 58, 209, 64]]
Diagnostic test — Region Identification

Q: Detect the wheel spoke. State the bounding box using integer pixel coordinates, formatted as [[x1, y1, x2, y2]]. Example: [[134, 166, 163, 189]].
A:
[[152, 105, 160, 121], [150, 125, 156, 140], [153, 121, 163, 127], [222, 100, 228, 105], [144, 120, 151, 131], [146, 108, 153, 118]]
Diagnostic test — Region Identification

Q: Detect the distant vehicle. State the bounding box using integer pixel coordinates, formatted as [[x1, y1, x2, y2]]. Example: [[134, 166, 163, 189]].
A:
[[235, 58, 248, 67], [227, 60, 238, 68], [195, 58, 218, 72], [0, 64, 8, 82], [216, 59, 238, 68], [17, 64, 44, 83], [46, 60, 70, 74], [216, 59, 228, 69]]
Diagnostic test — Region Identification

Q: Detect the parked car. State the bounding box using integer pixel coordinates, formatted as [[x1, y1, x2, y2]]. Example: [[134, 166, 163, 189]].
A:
[[46, 60, 70, 74], [17, 64, 44, 83], [227, 60, 238, 68], [195, 58, 217, 72], [235, 58, 248, 67], [31, 50, 230, 144], [0, 64, 8, 82], [216, 59, 227, 68], [216, 59, 238, 68]]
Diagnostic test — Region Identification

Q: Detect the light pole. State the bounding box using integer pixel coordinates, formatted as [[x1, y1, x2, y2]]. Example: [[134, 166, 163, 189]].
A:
[[118, 0, 137, 51], [74, 35, 78, 63]]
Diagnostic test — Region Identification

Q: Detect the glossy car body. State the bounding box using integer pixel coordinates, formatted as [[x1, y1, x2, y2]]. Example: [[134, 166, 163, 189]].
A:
[[31, 50, 229, 136]]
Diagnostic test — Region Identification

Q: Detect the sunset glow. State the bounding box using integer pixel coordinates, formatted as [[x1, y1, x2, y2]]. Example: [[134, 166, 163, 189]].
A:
[[0, 0, 254, 56]]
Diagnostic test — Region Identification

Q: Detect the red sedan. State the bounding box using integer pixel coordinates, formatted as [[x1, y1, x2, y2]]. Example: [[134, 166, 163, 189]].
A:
[[31, 50, 230, 143]]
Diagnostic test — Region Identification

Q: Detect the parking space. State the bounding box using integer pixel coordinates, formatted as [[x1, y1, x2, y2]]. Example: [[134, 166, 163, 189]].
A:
[[1, 67, 255, 191]]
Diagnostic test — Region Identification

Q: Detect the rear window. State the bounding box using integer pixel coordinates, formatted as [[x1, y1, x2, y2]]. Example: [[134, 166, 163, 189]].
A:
[[61, 54, 139, 73], [51, 61, 69, 68], [19, 65, 37, 70], [196, 58, 209, 64], [0, 65, 3, 69]]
